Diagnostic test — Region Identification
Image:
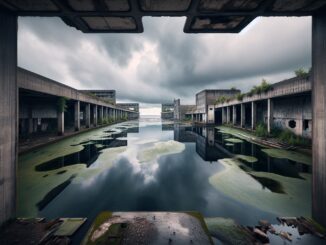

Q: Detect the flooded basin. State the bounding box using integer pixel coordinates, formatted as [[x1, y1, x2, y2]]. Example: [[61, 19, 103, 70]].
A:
[[18, 117, 318, 244]]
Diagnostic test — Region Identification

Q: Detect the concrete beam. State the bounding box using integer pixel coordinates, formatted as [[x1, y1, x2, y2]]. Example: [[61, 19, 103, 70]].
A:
[[85, 103, 90, 128], [312, 14, 326, 227], [251, 101, 257, 130], [74, 101, 80, 131], [0, 12, 17, 225], [267, 98, 273, 133], [240, 104, 245, 128], [57, 111, 64, 136], [232, 105, 236, 125]]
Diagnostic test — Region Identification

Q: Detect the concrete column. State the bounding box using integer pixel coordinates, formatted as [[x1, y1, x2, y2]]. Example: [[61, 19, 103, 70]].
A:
[[251, 101, 257, 130], [74, 101, 80, 131], [232, 105, 237, 125], [104, 107, 108, 122], [312, 14, 326, 227], [93, 105, 98, 126], [99, 106, 103, 124], [28, 106, 33, 134], [85, 103, 90, 128], [240, 104, 245, 128], [226, 107, 230, 124], [221, 108, 226, 124], [57, 111, 64, 136], [267, 98, 273, 133], [0, 13, 17, 225]]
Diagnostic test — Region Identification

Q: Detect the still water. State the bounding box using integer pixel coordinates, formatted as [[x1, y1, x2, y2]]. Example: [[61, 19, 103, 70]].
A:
[[18, 117, 313, 243]]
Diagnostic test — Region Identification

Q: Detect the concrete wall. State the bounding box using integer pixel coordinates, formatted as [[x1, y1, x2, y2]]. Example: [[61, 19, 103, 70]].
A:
[[0, 13, 17, 225]]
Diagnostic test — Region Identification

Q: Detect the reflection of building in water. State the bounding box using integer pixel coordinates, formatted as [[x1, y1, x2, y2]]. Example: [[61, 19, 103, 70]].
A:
[[161, 103, 174, 119], [173, 124, 197, 142], [173, 124, 226, 161], [126, 122, 140, 133], [162, 123, 174, 131]]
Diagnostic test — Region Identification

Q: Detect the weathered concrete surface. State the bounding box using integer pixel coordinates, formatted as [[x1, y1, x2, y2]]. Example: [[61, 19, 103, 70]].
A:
[[57, 111, 64, 136], [17, 67, 135, 113], [312, 14, 326, 227], [0, 13, 17, 225], [83, 212, 212, 245], [85, 103, 90, 128]]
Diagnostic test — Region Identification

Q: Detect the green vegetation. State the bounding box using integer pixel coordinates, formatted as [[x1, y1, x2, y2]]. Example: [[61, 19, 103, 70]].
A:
[[215, 95, 227, 105], [230, 86, 237, 91], [236, 93, 244, 101], [255, 123, 269, 138], [294, 68, 309, 78], [57, 97, 68, 113], [235, 155, 258, 163], [248, 79, 272, 96], [274, 129, 310, 146]]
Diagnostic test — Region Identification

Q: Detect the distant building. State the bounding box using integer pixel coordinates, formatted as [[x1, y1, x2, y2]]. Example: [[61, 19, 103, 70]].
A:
[[80, 90, 116, 104], [161, 103, 174, 119], [195, 89, 240, 123], [174, 99, 196, 121], [116, 103, 139, 112]]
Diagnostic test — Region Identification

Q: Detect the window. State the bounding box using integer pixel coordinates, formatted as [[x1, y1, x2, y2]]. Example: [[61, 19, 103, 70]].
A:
[[288, 120, 296, 129]]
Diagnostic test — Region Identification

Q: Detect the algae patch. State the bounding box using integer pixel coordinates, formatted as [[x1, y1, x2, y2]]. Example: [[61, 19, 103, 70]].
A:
[[225, 138, 244, 143], [235, 155, 258, 163], [262, 148, 311, 165], [209, 158, 311, 217], [138, 140, 185, 163]]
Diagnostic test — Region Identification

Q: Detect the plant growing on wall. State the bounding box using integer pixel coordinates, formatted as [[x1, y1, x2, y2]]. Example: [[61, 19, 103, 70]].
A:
[[236, 93, 244, 101], [249, 79, 272, 95], [294, 68, 309, 78], [57, 97, 68, 113]]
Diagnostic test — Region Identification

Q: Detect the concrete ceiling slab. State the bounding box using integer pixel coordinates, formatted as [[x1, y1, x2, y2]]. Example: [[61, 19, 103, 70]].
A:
[[0, 0, 325, 33]]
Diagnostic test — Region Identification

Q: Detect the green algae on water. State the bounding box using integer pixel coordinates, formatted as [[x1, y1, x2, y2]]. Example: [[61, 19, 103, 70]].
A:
[[235, 154, 258, 163], [225, 138, 244, 143], [138, 140, 185, 163], [262, 148, 311, 165], [209, 158, 311, 217]]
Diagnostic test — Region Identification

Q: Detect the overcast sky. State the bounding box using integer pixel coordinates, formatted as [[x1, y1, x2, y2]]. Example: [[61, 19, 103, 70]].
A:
[[18, 16, 311, 115]]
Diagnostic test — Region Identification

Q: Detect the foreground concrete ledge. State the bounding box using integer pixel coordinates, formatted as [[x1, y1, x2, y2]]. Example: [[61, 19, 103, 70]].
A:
[[82, 211, 213, 245]]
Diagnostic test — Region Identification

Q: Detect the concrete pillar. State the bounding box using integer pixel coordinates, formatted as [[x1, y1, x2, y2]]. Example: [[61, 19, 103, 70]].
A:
[[85, 103, 90, 128], [0, 12, 17, 225], [221, 107, 226, 124], [57, 111, 64, 136], [267, 98, 273, 133], [240, 104, 245, 128], [28, 106, 33, 134], [99, 106, 103, 124], [232, 105, 237, 125], [93, 105, 98, 126], [74, 101, 80, 131], [226, 107, 230, 124], [251, 101, 257, 130], [312, 14, 326, 227], [104, 107, 108, 122]]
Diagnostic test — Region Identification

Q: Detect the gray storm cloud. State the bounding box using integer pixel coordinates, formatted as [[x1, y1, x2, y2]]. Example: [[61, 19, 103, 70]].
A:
[[18, 16, 311, 106]]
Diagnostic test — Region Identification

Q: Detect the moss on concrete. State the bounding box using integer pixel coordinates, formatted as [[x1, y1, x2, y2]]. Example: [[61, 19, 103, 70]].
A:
[[205, 217, 253, 245]]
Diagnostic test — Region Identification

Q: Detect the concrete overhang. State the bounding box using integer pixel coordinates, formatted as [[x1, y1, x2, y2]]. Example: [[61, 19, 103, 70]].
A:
[[0, 0, 325, 33]]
